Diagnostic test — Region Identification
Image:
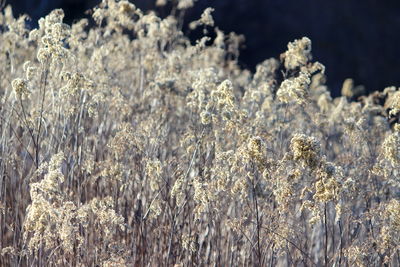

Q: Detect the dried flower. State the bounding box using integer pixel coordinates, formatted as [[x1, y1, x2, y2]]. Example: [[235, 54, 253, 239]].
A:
[[381, 131, 400, 166], [290, 134, 321, 168], [281, 37, 312, 70], [277, 71, 310, 105], [190, 7, 215, 29], [177, 0, 194, 10], [11, 78, 29, 98]]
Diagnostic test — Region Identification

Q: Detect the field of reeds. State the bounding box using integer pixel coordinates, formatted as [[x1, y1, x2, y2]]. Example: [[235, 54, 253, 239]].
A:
[[0, 1, 399, 266]]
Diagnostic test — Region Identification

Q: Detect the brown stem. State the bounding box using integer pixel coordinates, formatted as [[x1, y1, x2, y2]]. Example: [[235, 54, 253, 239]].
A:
[[252, 182, 262, 266], [324, 203, 329, 267]]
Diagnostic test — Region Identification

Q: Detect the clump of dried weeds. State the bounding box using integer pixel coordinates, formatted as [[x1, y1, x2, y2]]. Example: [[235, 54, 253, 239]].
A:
[[0, 1, 399, 266]]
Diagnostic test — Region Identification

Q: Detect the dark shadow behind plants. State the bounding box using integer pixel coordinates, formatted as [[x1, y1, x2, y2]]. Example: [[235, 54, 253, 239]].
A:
[[0, 1, 400, 266]]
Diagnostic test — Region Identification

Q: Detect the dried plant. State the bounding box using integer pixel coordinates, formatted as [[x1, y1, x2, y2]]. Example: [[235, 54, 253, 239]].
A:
[[0, 1, 399, 266]]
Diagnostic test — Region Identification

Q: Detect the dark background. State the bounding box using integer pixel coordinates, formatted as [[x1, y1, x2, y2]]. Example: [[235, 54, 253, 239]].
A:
[[5, 0, 400, 96]]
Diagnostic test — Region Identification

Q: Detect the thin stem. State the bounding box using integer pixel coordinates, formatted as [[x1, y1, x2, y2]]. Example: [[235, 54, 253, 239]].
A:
[[18, 98, 37, 149], [252, 182, 262, 266], [0, 116, 36, 166], [324, 203, 329, 267], [36, 60, 50, 167], [259, 224, 318, 267], [338, 220, 343, 267]]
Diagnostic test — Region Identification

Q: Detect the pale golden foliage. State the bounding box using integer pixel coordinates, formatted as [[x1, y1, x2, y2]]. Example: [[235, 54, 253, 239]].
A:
[[0, 1, 399, 266]]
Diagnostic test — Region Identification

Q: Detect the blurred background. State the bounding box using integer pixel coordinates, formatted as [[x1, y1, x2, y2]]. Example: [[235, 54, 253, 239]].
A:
[[5, 0, 400, 96]]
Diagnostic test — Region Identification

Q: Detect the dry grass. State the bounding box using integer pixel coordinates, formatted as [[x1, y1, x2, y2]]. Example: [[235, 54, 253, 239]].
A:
[[0, 1, 399, 266]]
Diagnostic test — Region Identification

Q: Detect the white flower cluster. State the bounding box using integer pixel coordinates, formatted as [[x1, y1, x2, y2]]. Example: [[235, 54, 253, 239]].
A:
[[281, 37, 312, 70], [35, 9, 71, 64], [277, 71, 311, 105]]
